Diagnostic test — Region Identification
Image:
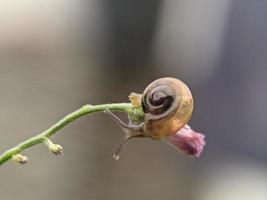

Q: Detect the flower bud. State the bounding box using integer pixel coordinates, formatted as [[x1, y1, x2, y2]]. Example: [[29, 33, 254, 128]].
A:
[[165, 125, 205, 157], [12, 154, 29, 164], [49, 144, 63, 155]]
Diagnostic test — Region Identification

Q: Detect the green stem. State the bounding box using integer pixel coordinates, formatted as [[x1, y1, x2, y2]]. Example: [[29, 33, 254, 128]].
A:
[[0, 103, 137, 166]]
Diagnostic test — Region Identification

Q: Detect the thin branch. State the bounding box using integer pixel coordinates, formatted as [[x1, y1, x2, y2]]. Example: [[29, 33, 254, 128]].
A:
[[0, 103, 140, 166]]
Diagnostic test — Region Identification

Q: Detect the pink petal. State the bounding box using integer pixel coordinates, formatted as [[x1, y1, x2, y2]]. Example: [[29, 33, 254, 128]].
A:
[[164, 124, 205, 157]]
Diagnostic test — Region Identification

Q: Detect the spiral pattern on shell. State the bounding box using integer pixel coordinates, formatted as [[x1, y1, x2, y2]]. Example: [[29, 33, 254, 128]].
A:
[[141, 78, 182, 121], [141, 77, 194, 139]]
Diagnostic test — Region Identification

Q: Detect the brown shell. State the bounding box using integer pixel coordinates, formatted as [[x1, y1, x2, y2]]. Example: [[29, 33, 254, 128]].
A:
[[141, 77, 193, 139]]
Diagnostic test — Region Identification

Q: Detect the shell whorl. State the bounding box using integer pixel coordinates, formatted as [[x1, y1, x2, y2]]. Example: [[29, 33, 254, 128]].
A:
[[141, 77, 193, 139], [142, 78, 183, 121]]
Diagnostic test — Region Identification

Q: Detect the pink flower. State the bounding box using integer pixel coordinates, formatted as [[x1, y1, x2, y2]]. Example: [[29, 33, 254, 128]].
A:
[[164, 125, 205, 157]]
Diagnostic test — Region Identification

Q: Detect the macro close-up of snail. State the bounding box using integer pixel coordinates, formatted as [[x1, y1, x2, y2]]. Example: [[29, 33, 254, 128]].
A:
[[1, 3, 264, 199], [0, 77, 205, 166], [105, 77, 206, 160]]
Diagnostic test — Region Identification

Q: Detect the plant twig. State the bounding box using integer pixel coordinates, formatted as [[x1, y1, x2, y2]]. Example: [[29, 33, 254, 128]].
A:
[[0, 103, 143, 166]]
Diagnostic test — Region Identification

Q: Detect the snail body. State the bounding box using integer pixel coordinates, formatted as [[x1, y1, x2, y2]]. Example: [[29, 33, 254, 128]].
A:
[[106, 77, 203, 159], [141, 78, 194, 139], [129, 78, 194, 140]]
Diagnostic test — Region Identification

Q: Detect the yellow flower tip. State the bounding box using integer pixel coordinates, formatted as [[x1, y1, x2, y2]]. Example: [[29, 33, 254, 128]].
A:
[[128, 92, 142, 108], [12, 154, 29, 165]]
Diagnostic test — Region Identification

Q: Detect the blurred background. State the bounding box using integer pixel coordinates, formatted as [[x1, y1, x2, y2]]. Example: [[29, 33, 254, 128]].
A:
[[0, 0, 266, 200]]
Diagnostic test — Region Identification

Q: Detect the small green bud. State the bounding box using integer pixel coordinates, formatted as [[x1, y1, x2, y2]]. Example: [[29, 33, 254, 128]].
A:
[[49, 144, 63, 155], [43, 138, 63, 155], [128, 107, 144, 124]]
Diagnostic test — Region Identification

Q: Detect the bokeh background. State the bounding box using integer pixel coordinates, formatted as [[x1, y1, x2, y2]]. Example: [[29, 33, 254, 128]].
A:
[[0, 1, 266, 200]]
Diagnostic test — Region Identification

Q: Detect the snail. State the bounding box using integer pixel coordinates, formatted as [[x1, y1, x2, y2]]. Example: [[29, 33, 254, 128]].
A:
[[105, 77, 205, 160]]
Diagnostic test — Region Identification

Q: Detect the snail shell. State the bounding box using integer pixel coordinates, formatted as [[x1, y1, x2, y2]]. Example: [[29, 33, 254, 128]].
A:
[[141, 77, 193, 139]]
